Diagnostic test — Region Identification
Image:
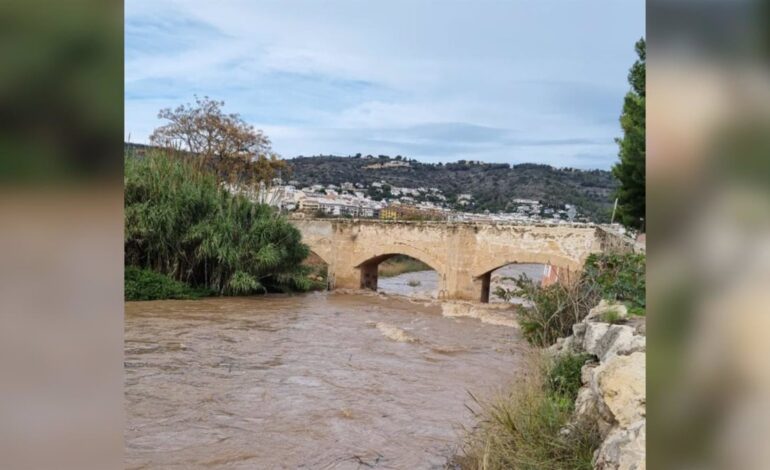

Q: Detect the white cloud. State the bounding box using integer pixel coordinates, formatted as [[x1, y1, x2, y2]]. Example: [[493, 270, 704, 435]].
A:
[[125, 0, 645, 168]]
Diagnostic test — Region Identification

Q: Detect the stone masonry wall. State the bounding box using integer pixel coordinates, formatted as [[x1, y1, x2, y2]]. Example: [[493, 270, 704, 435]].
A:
[[291, 219, 633, 301]]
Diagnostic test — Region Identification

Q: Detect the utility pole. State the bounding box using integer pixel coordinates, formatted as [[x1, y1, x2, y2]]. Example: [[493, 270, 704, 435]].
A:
[[610, 197, 618, 225]]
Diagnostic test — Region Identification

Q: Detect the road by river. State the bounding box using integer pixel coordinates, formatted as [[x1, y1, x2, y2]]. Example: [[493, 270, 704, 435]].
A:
[[125, 292, 530, 469]]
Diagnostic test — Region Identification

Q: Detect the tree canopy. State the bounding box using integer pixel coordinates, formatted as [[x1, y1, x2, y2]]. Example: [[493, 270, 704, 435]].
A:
[[612, 38, 646, 230], [150, 96, 287, 188]]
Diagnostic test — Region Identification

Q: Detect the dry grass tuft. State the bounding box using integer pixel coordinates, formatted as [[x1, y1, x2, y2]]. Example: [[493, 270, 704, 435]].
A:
[[458, 354, 600, 470]]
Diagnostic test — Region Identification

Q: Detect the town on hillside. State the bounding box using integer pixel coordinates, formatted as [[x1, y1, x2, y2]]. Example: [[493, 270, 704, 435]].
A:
[[230, 177, 588, 225]]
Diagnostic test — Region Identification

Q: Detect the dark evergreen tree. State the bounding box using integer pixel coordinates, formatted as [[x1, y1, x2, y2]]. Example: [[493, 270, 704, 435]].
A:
[[612, 38, 646, 230]]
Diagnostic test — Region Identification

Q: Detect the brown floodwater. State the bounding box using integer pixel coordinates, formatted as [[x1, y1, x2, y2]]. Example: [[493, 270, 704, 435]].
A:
[[125, 292, 530, 469]]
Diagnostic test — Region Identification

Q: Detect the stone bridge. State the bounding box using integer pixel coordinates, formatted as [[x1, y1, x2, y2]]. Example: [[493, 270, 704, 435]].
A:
[[290, 218, 634, 302]]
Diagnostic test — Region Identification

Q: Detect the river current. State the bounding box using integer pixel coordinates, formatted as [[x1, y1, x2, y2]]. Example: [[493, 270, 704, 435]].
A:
[[125, 292, 530, 469]]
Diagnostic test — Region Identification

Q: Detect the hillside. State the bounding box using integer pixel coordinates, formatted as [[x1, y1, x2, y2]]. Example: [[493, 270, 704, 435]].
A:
[[286, 155, 618, 222]]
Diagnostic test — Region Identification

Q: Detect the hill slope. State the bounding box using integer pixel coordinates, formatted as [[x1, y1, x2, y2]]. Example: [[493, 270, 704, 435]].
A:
[[286, 156, 618, 222]]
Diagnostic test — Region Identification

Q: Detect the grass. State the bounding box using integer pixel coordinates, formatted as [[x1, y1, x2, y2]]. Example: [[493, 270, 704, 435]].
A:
[[627, 304, 646, 316], [546, 353, 593, 403], [378, 255, 432, 278], [125, 266, 211, 301], [459, 353, 600, 470], [601, 308, 625, 324]]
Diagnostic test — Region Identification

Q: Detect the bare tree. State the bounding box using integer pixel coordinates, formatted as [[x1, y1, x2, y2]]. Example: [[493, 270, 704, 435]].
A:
[[150, 96, 287, 187]]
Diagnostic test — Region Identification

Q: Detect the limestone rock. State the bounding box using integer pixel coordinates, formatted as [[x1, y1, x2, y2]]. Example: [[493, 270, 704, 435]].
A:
[[583, 322, 610, 356], [596, 325, 646, 361], [553, 301, 646, 469], [548, 337, 566, 355], [581, 362, 598, 385], [561, 335, 577, 353], [573, 385, 614, 435], [596, 352, 646, 428], [594, 420, 646, 470], [586, 300, 628, 322], [574, 386, 597, 418], [571, 322, 587, 350], [549, 331, 580, 355]]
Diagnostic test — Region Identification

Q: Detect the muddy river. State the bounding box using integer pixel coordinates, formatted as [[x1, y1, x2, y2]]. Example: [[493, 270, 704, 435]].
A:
[[125, 293, 530, 469]]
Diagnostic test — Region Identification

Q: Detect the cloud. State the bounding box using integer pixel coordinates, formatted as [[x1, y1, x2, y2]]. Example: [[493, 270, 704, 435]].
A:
[[125, 0, 645, 168]]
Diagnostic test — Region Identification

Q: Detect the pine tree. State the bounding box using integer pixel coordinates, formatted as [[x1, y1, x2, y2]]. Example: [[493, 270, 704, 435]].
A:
[[612, 38, 646, 230]]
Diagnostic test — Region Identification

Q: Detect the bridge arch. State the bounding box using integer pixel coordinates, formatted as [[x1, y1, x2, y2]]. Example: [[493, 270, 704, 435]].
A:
[[472, 253, 582, 303], [306, 249, 330, 266], [472, 252, 580, 279], [300, 236, 334, 268], [352, 244, 445, 294]]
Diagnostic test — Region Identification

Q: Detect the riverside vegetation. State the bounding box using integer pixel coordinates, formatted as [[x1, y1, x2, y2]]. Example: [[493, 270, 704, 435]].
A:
[[455, 38, 646, 469], [459, 353, 600, 469], [461, 252, 645, 469], [378, 255, 432, 278], [495, 252, 646, 347], [124, 151, 319, 300]]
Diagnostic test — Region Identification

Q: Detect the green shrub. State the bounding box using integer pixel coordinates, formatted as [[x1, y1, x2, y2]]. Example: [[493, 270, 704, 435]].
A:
[[628, 305, 646, 316], [124, 151, 312, 296], [499, 274, 601, 347], [459, 355, 601, 470], [496, 252, 645, 347], [125, 266, 211, 301], [583, 252, 645, 309], [546, 353, 593, 404]]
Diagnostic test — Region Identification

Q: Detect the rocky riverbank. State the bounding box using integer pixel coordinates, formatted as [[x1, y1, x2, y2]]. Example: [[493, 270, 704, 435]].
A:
[[551, 300, 647, 469]]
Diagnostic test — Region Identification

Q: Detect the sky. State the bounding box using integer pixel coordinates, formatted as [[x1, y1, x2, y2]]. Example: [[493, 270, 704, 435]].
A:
[[125, 0, 645, 169]]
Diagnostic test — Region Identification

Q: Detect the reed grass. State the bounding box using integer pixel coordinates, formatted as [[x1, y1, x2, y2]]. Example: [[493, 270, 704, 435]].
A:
[[459, 353, 599, 470], [125, 151, 313, 298]]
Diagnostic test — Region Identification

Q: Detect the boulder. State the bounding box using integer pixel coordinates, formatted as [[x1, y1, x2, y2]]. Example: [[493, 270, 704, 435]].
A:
[[552, 301, 646, 469], [572, 321, 588, 340], [594, 420, 646, 470], [573, 386, 614, 436], [560, 335, 577, 353], [583, 322, 611, 356], [574, 386, 597, 418], [586, 300, 628, 322], [595, 352, 646, 428], [596, 325, 646, 361], [581, 362, 598, 385]]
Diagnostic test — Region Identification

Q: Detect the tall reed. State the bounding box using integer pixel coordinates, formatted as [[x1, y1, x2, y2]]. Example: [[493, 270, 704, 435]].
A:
[[125, 151, 311, 295]]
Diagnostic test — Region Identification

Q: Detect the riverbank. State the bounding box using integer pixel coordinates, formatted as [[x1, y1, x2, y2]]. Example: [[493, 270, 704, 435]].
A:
[[378, 255, 432, 277], [457, 301, 646, 469], [456, 252, 646, 469]]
